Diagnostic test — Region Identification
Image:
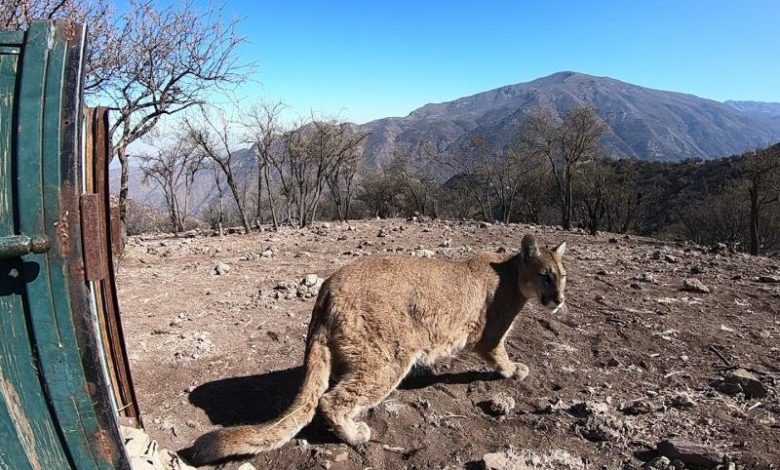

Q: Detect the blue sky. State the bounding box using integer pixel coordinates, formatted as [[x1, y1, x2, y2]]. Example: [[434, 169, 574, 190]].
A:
[[209, 1, 780, 124]]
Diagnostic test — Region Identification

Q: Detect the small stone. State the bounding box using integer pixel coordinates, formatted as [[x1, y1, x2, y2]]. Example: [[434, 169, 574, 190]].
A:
[[724, 368, 767, 398], [643, 456, 672, 469], [637, 272, 656, 283], [664, 254, 679, 263], [333, 451, 348, 462], [620, 399, 654, 415], [303, 274, 320, 287], [485, 393, 516, 416], [479, 221, 492, 228], [690, 265, 706, 274], [569, 401, 609, 417], [238, 463, 257, 470], [681, 278, 710, 294], [670, 394, 695, 409], [481, 451, 521, 470], [757, 275, 780, 283], [213, 262, 230, 275], [656, 439, 723, 469]]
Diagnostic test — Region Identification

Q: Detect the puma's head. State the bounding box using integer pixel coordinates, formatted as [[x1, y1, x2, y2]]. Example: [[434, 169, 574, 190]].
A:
[[518, 235, 567, 313]]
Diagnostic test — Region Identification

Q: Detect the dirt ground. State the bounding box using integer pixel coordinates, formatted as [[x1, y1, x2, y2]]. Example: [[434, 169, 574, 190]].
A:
[[117, 219, 780, 469]]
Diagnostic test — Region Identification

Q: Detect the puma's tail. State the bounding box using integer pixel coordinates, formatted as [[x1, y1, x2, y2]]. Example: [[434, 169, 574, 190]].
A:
[[185, 300, 332, 465]]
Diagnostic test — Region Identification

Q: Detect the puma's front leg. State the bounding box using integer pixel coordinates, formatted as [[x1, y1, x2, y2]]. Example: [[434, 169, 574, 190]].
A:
[[478, 343, 529, 380]]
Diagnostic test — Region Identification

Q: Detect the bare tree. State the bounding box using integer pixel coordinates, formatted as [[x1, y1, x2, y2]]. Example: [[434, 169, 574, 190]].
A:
[[524, 107, 606, 230], [356, 162, 404, 219], [392, 142, 442, 217], [138, 137, 204, 233], [103, 0, 248, 231], [245, 101, 285, 230], [274, 118, 368, 227], [435, 134, 543, 223], [744, 146, 780, 255], [184, 109, 252, 233], [0, 0, 120, 93]]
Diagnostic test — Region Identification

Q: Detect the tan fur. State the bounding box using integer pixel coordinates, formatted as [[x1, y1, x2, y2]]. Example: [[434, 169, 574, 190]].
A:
[[187, 235, 566, 466]]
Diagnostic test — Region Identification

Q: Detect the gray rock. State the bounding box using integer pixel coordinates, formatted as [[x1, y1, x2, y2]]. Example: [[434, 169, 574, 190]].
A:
[[569, 401, 609, 417], [681, 278, 710, 293], [481, 451, 526, 470], [214, 262, 230, 275], [620, 399, 655, 415], [486, 393, 516, 416], [724, 368, 767, 398], [757, 275, 779, 283], [656, 439, 723, 469], [643, 456, 672, 469]]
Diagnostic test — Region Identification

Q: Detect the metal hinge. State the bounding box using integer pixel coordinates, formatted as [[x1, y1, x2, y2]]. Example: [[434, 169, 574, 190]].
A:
[[0, 234, 50, 259]]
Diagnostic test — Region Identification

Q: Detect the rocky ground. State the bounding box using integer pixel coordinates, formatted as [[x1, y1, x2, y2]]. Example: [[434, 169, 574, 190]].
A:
[[117, 219, 780, 469]]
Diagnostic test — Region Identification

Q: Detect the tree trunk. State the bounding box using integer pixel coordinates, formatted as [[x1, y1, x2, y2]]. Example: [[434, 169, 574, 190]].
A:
[[749, 184, 760, 256], [224, 172, 251, 233], [563, 172, 573, 230], [255, 164, 263, 229], [117, 145, 130, 236]]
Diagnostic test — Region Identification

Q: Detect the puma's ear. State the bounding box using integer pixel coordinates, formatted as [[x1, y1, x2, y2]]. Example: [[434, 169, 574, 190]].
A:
[[553, 241, 566, 258], [521, 235, 539, 260]]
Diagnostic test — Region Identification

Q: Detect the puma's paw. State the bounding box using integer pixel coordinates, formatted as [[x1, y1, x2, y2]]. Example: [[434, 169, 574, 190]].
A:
[[350, 422, 371, 445], [497, 362, 516, 379], [511, 362, 530, 381]]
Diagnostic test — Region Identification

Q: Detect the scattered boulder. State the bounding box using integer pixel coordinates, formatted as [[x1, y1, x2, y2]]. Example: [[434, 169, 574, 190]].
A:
[[484, 393, 516, 416], [681, 278, 710, 294], [575, 414, 625, 442], [643, 456, 672, 469], [636, 272, 656, 283], [656, 439, 723, 469], [297, 274, 325, 299], [412, 248, 435, 258], [569, 401, 609, 417], [213, 262, 230, 275], [620, 398, 655, 415], [669, 394, 696, 410], [482, 450, 524, 470], [721, 368, 768, 398]]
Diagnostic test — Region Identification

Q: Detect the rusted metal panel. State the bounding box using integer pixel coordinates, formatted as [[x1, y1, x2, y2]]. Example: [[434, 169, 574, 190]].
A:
[[80, 194, 105, 281], [84, 106, 142, 424]]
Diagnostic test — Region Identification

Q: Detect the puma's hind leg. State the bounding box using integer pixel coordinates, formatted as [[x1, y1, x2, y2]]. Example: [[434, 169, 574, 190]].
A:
[[319, 357, 413, 446]]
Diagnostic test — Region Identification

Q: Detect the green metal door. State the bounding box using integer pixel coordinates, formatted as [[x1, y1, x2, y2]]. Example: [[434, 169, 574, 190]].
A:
[[0, 22, 130, 469]]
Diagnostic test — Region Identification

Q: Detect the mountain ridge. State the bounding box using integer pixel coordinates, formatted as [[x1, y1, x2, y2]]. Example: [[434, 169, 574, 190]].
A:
[[115, 72, 780, 215], [359, 72, 780, 164]]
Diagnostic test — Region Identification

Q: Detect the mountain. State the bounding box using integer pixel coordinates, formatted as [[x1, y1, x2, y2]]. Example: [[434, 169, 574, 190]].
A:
[[725, 100, 780, 128], [114, 72, 780, 215], [361, 72, 780, 164]]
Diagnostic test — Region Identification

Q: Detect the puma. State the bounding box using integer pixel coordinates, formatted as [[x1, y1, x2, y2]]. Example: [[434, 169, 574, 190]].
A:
[[187, 234, 567, 465]]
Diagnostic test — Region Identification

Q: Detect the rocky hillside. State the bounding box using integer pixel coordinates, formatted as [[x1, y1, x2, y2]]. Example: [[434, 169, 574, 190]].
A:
[[118, 218, 780, 469], [362, 72, 780, 164], [726, 100, 780, 128]]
